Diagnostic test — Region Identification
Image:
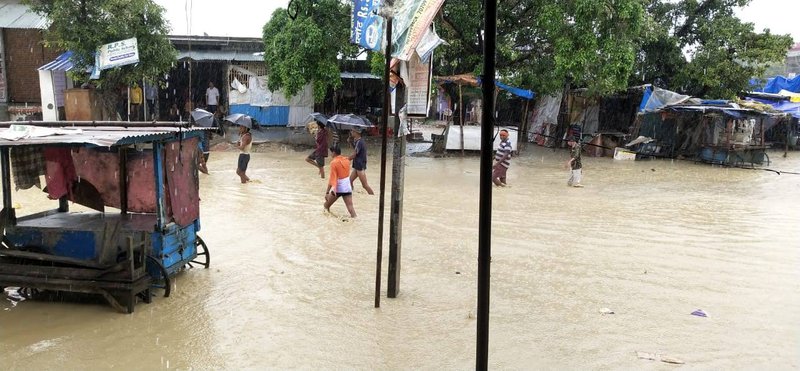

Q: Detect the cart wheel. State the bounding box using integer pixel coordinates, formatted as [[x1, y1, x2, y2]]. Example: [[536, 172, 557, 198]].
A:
[[146, 255, 171, 298], [187, 236, 210, 269]]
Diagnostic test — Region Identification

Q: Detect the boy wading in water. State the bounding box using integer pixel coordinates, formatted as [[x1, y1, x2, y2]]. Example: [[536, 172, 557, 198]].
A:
[[566, 136, 584, 187], [305, 122, 328, 178], [236, 125, 252, 183], [324, 146, 357, 217], [349, 128, 374, 195], [492, 129, 512, 186]]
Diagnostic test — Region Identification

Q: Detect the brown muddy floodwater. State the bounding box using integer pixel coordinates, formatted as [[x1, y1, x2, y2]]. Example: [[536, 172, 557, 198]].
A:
[[1, 142, 799, 369]]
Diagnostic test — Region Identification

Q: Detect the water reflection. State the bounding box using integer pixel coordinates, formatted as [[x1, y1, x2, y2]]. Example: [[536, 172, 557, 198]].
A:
[[1, 144, 798, 369]]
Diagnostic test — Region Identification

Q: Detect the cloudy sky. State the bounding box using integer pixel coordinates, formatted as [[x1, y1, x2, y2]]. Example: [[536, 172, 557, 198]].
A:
[[156, 0, 799, 43]]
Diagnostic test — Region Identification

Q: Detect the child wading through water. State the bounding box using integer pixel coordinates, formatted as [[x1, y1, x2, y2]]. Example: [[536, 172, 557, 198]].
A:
[[349, 128, 374, 195], [324, 146, 357, 217], [566, 135, 584, 187], [492, 129, 512, 186], [305, 122, 328, 178], [236, 125, 252, 183]]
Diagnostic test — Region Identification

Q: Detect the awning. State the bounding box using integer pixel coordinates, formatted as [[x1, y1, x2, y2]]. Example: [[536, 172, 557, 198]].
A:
[[177, 50, 263, 62], [38, 51, 79, 72], [0, 125, 210, 147]]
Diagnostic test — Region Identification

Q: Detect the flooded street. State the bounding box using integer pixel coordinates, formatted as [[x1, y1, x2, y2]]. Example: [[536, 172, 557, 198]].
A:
[[1, 143, 799, 369]]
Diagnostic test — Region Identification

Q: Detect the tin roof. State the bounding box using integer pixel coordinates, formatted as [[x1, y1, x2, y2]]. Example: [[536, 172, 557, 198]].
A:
[[0, 125, 209, 147], [177, 50, 263, 62], [0, 2, 48, 29]]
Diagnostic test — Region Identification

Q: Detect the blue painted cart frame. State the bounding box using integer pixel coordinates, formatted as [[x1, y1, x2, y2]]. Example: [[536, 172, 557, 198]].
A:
[[0, 123, 211, 313]]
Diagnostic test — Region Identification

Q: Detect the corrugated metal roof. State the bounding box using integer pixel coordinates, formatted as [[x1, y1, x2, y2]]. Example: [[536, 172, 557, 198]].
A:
[[177, 50, 263, 62], [39, 51, 75, 71], [0, 126, 209, 147], [0, 2, 49, 29]]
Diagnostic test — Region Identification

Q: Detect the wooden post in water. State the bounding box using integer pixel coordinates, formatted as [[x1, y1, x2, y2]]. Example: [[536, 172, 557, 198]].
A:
[[459, 83, 465, 155], [520, 99, 530, 153], [785, 118, 790, 158]]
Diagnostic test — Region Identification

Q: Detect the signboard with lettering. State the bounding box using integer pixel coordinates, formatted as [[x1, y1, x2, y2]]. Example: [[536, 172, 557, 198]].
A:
[[406, 54, 432, 117], [350, 0, 384, 51], [98, 37, 140, 70]]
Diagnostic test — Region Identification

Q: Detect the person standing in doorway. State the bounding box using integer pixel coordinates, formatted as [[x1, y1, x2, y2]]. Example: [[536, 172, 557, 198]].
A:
[[305, 122, 328, 178], [492, 129, 512, 186], [130, 83, 143, 121], [144, 82, 157, 120], [236, 125, 252, 183], [349, 128, 374, 195], [566, 136, 584, 187], [206, 81, 220, 113], [324, 145, 357, 218]]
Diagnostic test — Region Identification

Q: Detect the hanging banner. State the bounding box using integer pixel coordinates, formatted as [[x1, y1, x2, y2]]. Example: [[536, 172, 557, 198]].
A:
[[391, 0, 445, 61], [350, 0, 384, 51], [405, 54, 432, 117]]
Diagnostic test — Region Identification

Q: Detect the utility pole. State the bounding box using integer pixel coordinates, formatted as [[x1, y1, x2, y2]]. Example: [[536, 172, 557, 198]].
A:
[[476, 0, 497, 369], [388, 84, 406, 298]]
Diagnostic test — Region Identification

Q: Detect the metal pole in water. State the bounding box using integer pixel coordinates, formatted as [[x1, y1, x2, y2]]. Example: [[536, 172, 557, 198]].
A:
[[375, 16, 394, 309], [477, 0, 497, 369]]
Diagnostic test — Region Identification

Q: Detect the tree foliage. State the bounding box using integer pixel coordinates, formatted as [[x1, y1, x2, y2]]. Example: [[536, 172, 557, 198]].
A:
[[262, 0, 357, 102], [437, 0, 647, 96], [632, 0, 794, 98], [26, 0, 176, 88]]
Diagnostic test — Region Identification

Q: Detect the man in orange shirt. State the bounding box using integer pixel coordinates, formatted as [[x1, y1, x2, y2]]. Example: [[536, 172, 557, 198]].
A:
[[324, 145, 356, 218]]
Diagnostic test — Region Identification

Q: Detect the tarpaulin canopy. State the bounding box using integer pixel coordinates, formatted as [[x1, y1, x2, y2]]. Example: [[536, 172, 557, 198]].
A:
[[751, 75, 800, 94], [434, 74, 535, 100], [745, 97, 800, 119]]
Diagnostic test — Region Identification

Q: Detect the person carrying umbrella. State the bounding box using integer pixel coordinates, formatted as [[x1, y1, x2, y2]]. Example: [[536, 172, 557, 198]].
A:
[[305, 122, 328, 178], [235, 123, 252, 183], [348, 128, 374, 195]]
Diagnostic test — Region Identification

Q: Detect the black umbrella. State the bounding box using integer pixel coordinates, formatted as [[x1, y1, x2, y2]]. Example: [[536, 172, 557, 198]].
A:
[[327, 114, 374, 131], [309, 112, 328, 125], [224, 113, 253, 129], [191, 109, 214, 127]]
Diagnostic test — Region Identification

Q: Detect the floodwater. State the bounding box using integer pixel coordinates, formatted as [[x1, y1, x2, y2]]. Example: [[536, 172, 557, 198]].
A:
[[1, 141, 799, 369]]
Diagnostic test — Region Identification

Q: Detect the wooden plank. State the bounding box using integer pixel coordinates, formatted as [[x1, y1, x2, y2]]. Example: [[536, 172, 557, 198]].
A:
[[0, 249, 107, 269]]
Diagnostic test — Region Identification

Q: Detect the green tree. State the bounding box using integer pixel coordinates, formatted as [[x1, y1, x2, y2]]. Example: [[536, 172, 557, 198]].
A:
[[26, 0, 176, 88], [437, 0, 647, 96], [632, 0, 794, 98], [262, 0, 357, 102]]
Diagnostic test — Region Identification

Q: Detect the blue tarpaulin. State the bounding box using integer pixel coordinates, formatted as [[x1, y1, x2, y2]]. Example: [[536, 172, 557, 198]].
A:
[[745, 97, 800, 119], [445, 75, 535, 100], [751, 75, 800, 94], [495, 81, 535, 100]]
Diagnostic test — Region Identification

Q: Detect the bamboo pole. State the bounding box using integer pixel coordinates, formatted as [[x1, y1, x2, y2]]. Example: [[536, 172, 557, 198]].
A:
[[459, 83, 464, 155]]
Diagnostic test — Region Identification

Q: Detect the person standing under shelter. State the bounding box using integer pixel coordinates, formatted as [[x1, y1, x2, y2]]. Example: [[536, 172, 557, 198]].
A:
[[566, 136, 584, 188], [206, 81, 220, 113], [492, 129, 512, 186], [324, 146, 357, 218], [305, 122, 328, 178], [130, 83, 143, 121], [144, 82, 157, 120], [349, 128, 374, 195]]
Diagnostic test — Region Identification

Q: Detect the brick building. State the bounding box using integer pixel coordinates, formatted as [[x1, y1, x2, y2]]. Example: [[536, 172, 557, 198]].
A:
[[0, 1, 56, 120]]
